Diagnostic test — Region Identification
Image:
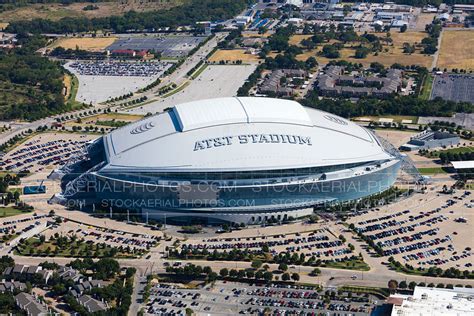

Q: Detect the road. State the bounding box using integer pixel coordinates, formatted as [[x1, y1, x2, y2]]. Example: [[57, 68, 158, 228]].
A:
[[431, 29, 443, 70]]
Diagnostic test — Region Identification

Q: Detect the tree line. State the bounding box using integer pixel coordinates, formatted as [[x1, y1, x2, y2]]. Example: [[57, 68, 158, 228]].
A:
[[302, 92, 473, 119], [6, 0, 251, 34]]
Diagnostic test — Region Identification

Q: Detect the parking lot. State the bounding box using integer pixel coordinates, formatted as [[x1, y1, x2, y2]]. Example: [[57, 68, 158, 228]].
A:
[[107, 36, 207, 58], [346, 188, 473, 270], [145, 281, 379, 315], [127, 64, 257, 114], [430, 74, 474, 103], [65, 62, 163, 104], [182, 225, 355, 264], [68, 61, 171, 77], [1, 133, 96, 173], [41, 219, 160, 251]]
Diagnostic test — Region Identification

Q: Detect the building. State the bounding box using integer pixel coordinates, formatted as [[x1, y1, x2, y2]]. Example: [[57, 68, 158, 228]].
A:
[[451, 161, 474, 180], [54, 97, 401, 224], [0, 32, 17, 49], [15, 293, 49, 316], [317, 66, 403, 98], [77, 295, 108, 313], [399, 130, 460, 151], [453, 4, 474, 13], [389, 286, 474, 315], [259, 69, 308, 96]]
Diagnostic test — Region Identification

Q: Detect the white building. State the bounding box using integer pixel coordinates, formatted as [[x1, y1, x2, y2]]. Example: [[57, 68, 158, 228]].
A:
[[390, 286, 474, 316]]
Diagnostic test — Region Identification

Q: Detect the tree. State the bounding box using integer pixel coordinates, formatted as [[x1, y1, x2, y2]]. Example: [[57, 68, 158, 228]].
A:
[[278, 263, 288, 272], [263, 271, 273, 282], [310, 268, 321, 276], [399, 280, 407, 289], [388, 280, 399, 292], [282, 273, 290, 281], [354, 47, 370, 59], [94, 258, 120, 279], [291, 273, 300, 281], [251, 260, 263, 270], [321, 45, 340, 58], [219, 268, 228, 277], [400, 24, 407, 33]]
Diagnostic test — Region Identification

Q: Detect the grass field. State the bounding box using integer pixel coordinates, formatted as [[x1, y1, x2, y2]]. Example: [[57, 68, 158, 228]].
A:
[[324, 258, 370, 271], [190, 63, 208, 80], [49, 37, 117, 52], [418, 167, 449, 175], [292, 31, 433, 68], [419, 74, 434, 100], [65, 74, 83, 110], [67, 112, 143, 128], [289, 34, 311, 46], [437, 30, 474, 70], [209, 49, 261, 63], [0, 0, 184, 22], [0, 207, 32, 218]]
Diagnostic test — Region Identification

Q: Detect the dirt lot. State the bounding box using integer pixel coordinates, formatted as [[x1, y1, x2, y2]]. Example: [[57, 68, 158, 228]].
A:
[[0, 22, 8, 30], [62, 74, 72, 99], [49, 37, 117, 52], [0, 0, 183, 22], [209, 49, 261, 63], [437, 30, 474, 70], [291, 31, 433, 68], [414, 13, 436, 31]]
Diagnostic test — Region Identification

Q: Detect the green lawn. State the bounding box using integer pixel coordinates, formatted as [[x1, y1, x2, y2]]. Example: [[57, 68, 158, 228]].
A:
[[95, 120, 129, 128], [419, 74, 433, 100], [418, 167, 449, 175], [65, 74, 84, 110], [190, 63, 208, 80], [323, 259, 370, 271], [0, 207, 32, 218]]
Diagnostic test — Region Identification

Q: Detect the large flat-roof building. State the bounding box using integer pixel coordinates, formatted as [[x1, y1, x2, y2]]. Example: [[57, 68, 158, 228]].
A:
[[400, 130, 460, 151], [389, 286, 474, 315], [55, 97, 400, 224]]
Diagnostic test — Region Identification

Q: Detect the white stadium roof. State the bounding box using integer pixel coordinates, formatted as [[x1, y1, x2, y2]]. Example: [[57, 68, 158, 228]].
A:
[[102, 97, 393, 172]]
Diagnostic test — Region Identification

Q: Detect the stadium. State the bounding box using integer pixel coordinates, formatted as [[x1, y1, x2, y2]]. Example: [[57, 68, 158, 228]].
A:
[[55, 97, 401, 224]]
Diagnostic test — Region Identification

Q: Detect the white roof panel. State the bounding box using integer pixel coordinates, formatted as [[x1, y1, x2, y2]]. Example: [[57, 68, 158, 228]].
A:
[[451, 161, 474, 169], [239, 97, 312, 126], [173, 97, 247, 131]]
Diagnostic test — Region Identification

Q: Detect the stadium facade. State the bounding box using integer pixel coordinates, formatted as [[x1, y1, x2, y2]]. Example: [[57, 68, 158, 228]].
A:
[[55, 97, 401, 224]]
